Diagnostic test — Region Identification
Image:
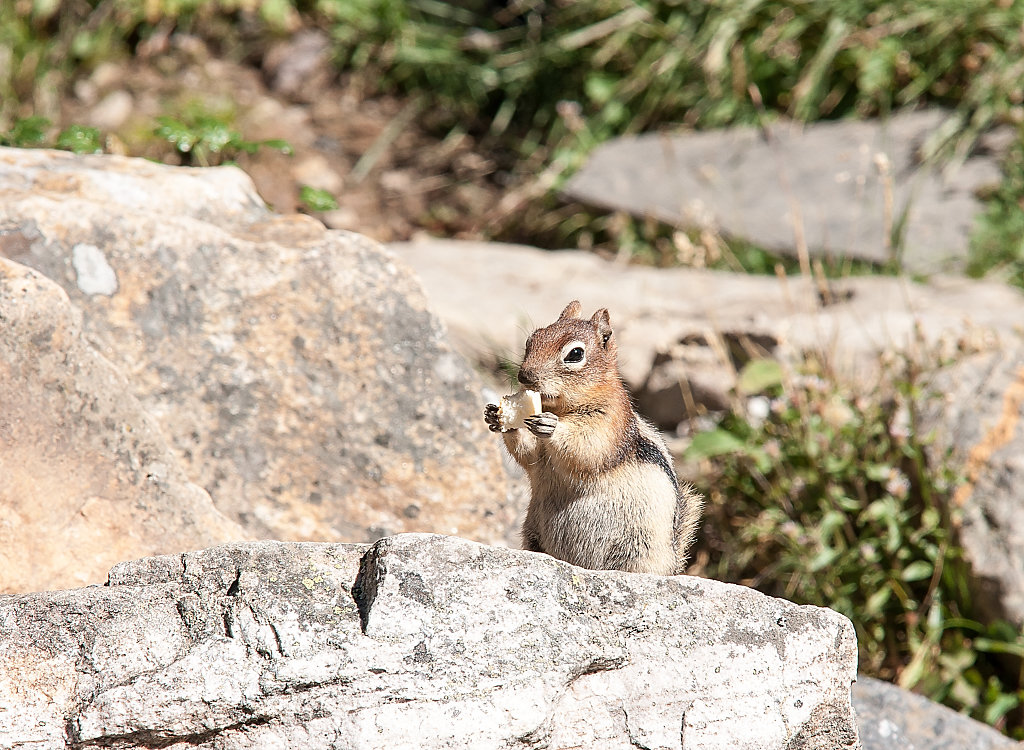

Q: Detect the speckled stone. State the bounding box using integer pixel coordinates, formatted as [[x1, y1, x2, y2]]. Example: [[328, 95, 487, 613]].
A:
[[0, 147, 513, 558], [0, 534, 860, 749], [854, 676, 1017, 750]]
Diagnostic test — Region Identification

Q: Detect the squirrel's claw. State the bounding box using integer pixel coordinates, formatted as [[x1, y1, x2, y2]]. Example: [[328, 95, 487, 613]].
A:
[[525, 411, 558, 438], [483, 403, 502, 432]]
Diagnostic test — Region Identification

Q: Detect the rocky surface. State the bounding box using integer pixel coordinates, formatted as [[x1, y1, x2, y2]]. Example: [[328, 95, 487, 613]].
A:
[[0, 147, 514, 570], [921, 346, 1024, 629], [389, 237, 1024, 427], [853, 676, 1019, 750], [0, 534, 860, 749], [563, 109, 1008, 274], [0, 258, 246, 593]]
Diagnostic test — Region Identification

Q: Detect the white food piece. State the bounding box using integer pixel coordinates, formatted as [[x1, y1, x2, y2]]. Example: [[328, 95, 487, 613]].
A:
[[498, 389, 543, 430]]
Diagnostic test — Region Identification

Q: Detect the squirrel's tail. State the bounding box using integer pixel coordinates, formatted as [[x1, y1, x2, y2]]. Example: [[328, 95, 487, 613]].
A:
[[672, 484, 705, 575]]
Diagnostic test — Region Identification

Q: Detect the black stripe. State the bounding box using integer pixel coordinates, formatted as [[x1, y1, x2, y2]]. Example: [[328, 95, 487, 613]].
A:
[[635, 433, 679, 492]]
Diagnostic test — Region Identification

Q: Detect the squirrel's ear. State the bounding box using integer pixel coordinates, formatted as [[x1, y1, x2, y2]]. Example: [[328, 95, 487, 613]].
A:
[[558, 300, 582, 320], [591, 308, 613, 347]]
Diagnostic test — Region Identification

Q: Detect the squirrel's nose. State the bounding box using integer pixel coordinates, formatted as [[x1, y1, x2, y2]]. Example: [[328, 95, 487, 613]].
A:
[[517, 367, 538, 388]]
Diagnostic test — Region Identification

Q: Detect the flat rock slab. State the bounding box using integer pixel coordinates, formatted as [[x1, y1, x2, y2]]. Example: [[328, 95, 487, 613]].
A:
[[922, 346, 1024, 628], [0, 258, 246, 593], [0, 534, 859, 749], [853, 676, 1018, 750], [0, 147, 512, 551], [388, 238, 1024, 425], [564, 110, 1005, 274]]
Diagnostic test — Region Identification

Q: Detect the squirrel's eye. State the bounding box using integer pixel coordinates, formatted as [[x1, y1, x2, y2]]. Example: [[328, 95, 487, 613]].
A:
[[564, 346, 585, 363]]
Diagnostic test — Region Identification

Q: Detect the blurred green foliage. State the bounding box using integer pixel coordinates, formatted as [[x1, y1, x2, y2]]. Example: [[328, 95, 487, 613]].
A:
[[154, 106, 292, 166], [316, 0, 1024, 145], [0, 115, 50, 147], [299, 184, 339, 212], [0, 116, 101, 153], [688, 357, 1024, 734]]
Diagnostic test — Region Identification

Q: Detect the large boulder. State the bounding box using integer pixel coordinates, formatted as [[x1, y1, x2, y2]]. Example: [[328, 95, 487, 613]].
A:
[[0, 258, 246, 593], [921, 346, 1024, 629], [0, 534, 860, 749], [0, 147, 513, 553], [563, 110, 1008, 274]]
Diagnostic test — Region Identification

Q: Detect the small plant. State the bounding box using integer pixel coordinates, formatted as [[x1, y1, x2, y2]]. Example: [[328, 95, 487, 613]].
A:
[[56, 124, 102, 154], [1, 117, 103, 155], [0, 116, 49, 147], [687, 355, 1024, 734], [154, 110, 291, 167], [299, 185, 339, 213]]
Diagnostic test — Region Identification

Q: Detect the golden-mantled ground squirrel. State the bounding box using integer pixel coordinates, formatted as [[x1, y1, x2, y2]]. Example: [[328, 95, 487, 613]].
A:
[[485, 301, 703, 575]]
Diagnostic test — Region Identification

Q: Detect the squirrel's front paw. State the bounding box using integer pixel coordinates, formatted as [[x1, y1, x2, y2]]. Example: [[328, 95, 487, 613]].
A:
[[484, 403, 503, 433], [524, 411, 558, 438]]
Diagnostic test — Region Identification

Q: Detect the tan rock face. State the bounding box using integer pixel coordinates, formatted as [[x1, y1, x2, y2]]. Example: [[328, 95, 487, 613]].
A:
[[0, 147, 512, 562], [0, 259, 246, 592]]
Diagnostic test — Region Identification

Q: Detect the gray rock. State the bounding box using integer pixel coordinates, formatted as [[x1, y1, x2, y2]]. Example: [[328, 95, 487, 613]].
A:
[[563, 110, 1006, 274], [853, 676, 1018, 750], [388, 238, 1024, 427], [0, 147, 513, 555], [921, 346, 1024, 628], [0, 534, 860, 749], [0, 257, 246, 593]]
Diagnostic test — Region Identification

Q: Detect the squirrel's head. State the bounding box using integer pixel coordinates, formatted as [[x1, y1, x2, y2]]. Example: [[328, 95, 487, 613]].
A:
[[517, 300, 619, 411]]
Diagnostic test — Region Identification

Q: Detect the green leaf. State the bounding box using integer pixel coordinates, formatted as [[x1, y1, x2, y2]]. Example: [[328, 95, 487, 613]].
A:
[[974, 637, 1024, 658], [809, 546, 838, 572], [861, 498, 893, 522], [818, 509, 846, 539], [864, 585, 891, 616], [2, 116, 50, 147], [865, 463, 892, 482], [584, 73, 617, 104], [982, 692, 1020, 726], [155, 117, 197, 153], [901, 560, 933, 582], [685, 429, 746, 459], [299, 185, 339, 213], [262, 138, 294, 156], [736, 359, 783, 395], [56, 125, 102, 154]]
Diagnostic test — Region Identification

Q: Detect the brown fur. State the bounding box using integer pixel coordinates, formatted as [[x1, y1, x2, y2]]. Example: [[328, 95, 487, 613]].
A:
[[486, 301, 703, 575]]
